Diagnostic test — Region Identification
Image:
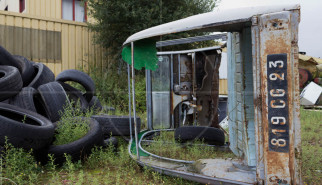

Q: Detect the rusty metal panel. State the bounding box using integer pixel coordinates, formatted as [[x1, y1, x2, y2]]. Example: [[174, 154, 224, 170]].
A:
[[290, 9, 302, 185], [253, 10, 302, 184]]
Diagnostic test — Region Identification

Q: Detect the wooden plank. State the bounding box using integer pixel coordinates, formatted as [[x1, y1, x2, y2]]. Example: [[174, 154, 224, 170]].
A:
[[55, 0, 61, 19], [22, 18, 31, 58], [95, 42, 99, 68], [50, 0, 56, 19], [27, 0, 33, 15], [6, 15, 14, 26], [101, 48, 108, 70], [31, 19, 39, 61], [39, 20, 47, 65], [0, 15, 5, 48], [46, 0, 51, 18], [5, 16, 14, 54], [40, 0, 46, 17], [82, 27, 89, 73], [88, 31, 94, 73], [98, 43, 103, 73], [75, 26, 83, 70], [0, 14, 5, 25], [0, 25, 5, 47], [46, 21, 55, 73], [68, 25, 76, 69], [35, 0, 41, 16], [61, 24, 69, 71], [54, 22, 62, 75], [14, 17, 23, 56]]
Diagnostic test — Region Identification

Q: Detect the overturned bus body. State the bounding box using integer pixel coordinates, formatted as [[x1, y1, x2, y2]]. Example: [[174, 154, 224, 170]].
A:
[[123, 4, 302, 185]]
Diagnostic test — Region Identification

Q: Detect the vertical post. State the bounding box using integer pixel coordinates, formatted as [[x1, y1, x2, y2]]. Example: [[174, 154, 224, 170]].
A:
[[170, 54, 174, 128], [131, 42, 140, 160], [192, 52, 197, 125], [254, 10, 302, 184], [146, 69, 153, 130], [127, 63, 133, 141]]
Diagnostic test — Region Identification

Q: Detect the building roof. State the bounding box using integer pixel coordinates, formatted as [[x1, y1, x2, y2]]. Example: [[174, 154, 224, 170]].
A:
[[123, 4, 300, 45]]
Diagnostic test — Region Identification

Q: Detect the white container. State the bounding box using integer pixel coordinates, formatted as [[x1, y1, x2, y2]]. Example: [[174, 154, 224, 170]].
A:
[[300, 82, 322, 105]]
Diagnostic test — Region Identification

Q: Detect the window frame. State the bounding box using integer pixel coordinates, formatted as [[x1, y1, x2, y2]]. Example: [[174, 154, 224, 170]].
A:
[[61, 0, 87, 22], [19, 0, 25, 13]]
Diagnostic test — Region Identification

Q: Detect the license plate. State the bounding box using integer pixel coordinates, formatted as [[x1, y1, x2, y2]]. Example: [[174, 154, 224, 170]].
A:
[[267, 54, 289, 153]]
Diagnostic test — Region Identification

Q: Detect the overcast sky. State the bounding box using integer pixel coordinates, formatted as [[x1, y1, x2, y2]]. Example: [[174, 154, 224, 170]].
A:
[[217, 0, 322, 58]]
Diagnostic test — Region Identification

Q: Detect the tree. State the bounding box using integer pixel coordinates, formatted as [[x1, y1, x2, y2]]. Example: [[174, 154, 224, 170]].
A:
[[87, 0, 217, 57], [86, 0, 217, 112]]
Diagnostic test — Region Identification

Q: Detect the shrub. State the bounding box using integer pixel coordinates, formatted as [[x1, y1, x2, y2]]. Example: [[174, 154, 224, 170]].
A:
[[0, 139, 41, 184], [54, 101, 94, 146]]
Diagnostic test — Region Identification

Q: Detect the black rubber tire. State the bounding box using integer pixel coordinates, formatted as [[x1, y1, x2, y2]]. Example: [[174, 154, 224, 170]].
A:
[[88, 96, 103, 112], [0, 102, 55, 150], [56, 69, 95, 102], [13, 55, 35, 86], [0, 65, 23, 101], [57, 82, 89, 112], [1, 99, 9, 104], [103, 137, 118, 149], [27, 62, 55, 89], [47, 118, 104, 164], [0, 45, 23, 73], [38, 82, 71, 122], [91, 115, 141, 137], [8, 87, 49, 117], [174, 126, 225, 146]]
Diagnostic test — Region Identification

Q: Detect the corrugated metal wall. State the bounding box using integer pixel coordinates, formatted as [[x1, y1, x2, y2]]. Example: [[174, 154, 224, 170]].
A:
[[0, 10, 106, 75], [26, 0, 62, 19]]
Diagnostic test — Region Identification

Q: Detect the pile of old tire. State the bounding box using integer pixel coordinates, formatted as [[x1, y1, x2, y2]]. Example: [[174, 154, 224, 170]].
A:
[[0, 46, 132, 164]]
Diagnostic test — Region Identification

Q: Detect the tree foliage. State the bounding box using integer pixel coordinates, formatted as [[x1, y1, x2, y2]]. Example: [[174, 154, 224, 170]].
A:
[[86, 0, 218, 112], [87, 0, 217, 55]]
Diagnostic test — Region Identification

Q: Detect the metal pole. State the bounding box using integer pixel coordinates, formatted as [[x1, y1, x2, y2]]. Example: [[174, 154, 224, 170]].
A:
[[127, 63, 133, 142], [131, 42, 140, 160]]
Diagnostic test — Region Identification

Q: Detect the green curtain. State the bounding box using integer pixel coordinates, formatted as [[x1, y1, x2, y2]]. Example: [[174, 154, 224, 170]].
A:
[[122, 39, 158, 71]]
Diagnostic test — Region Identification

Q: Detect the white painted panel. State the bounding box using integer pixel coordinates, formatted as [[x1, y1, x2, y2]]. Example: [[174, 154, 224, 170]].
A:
[[219, 52, 227, 79], [75, 0, 85, 22], [62, 0, 73, 21]]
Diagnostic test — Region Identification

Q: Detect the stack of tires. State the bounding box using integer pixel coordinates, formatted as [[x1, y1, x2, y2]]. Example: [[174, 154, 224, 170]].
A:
[[0, 46, 140, 164]]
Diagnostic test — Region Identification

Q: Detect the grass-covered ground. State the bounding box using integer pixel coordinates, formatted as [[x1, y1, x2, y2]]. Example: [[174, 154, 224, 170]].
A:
[[300, 108, 321, 184], [142, 131, 235, 161], [0, 108, 320, 184]]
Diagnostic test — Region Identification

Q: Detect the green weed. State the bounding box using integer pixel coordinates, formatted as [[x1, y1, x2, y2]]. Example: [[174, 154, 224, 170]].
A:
[[143, 131, 235, 161], [81, 65, 147, 114], [0, 138, 41, 184], [301, 108, 322, 184], [54, 101, 94, 146]]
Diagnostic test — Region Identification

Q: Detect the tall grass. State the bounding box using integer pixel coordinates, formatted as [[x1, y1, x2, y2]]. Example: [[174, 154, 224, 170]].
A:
[[85, 65, 147, 114], [300, 108, 322, 184], [143, 131, 235, 161], [42, 139, 197, 184], [0, 139, 41, 184]]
